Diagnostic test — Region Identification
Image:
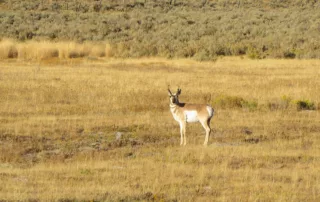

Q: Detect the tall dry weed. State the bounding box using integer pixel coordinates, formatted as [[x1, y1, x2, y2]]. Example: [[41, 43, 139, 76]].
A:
[[90, 44, 106, 57], [0, 39, 18, 59], [57, 42, 81, 59], [17, 41, 59, 60], [0, 39, 112, 61], [104, 43, 113, 58]]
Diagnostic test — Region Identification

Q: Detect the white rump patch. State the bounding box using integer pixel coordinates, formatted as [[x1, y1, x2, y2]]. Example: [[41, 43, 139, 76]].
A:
[[206, 106, 214, 118], [185, 111, 199, 123]]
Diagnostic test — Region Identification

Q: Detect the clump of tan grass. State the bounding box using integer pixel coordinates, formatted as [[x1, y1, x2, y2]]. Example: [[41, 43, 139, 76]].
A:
[[0, 39, 112, 61], [0, 39, 18, 59], [57, 41, 106, 59], [17, 41, 59, 60], [104, 43, 113, 57]]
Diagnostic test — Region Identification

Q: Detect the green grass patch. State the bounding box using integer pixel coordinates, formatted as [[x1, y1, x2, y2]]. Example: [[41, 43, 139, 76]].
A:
[[213, 95, 258, 111], [295, 100, 316, 111]]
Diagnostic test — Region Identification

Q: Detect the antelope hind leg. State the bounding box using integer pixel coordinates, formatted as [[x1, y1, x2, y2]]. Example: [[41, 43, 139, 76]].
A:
[[201, 119, 211, 146]]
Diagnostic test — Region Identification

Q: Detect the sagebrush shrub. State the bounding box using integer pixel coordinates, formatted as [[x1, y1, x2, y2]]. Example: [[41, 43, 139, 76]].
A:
[[0, 0, 320, 59], [296, 100, 316, 111]]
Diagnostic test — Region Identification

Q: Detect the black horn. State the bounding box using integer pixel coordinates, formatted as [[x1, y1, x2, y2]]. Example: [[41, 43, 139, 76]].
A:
[[168, 86, 173, 95], [177, 88, 181, 95]]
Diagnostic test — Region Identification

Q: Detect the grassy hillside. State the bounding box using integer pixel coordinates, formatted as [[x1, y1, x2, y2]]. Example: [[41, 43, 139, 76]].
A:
[[0, 58, 320, 201], [1, 0, 320, 60]]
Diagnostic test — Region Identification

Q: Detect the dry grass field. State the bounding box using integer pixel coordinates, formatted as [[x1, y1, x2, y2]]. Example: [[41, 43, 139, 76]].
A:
[[0, 55, 320, 201]]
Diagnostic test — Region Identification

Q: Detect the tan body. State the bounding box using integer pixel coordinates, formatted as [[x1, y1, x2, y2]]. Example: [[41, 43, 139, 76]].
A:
[[168, 88, 214, 146]]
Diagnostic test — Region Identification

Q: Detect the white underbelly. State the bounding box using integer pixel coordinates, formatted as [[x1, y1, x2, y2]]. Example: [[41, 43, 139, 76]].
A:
[[185, 111, 199, 123]]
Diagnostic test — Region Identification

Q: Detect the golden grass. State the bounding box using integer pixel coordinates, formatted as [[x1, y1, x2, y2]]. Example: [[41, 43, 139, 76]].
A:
[[0, 57, 320, 201], [0, 39, 17, 59], [0, 39, 110, 61]]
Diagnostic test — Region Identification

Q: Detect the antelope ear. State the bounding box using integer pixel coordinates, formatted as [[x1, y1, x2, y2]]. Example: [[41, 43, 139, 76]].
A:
[[177, 88, 182, 95]]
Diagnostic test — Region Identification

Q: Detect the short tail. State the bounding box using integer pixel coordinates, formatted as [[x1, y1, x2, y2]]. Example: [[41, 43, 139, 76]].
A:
[[206, 105, 214, 118]]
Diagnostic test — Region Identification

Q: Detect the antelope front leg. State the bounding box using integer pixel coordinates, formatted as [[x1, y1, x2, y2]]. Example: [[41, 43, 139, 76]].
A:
[[179, 122, 187, 146], [179, 122, 184, 145], [183, 121, 187, 146]]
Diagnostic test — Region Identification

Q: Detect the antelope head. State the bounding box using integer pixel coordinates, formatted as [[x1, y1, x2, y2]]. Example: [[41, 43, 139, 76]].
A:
[[168, 88, 181, 105]]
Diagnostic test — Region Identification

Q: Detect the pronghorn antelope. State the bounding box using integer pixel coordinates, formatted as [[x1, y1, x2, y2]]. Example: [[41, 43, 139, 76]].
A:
[[168, 88, 214, 146]]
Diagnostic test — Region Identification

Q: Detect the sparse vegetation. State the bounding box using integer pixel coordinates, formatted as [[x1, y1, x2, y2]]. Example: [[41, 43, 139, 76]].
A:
[[0, 0, 320, 60], [296, 99, 316, 111], [268, 95, 293, 111], [0, 58, 320, 201]]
